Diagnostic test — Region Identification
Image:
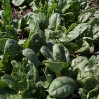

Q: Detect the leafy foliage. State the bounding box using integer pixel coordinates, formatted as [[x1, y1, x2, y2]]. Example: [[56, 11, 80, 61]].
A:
[[0, 0, 99, 99]]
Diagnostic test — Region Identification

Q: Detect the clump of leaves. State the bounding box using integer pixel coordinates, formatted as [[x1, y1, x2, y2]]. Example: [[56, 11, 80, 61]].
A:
[[1, 0, 99, 99]]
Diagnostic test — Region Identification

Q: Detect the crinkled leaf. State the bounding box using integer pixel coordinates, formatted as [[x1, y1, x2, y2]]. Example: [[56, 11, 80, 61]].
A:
[[11, 59, 38, 89], [26, 60, 38, 83], [48, 13, 61, 30], [22, 48, 39, 67], [24, 30, 46, 52], [53, 43, 70, 63], [78, 71, 97, 91], [28, 13, 47, 32], [1, 74, 18, 90], [48, 76, 76, 98], [89, 55, 98, 68], [71, 56, 88, 71], [43, 59, 66, 74], [45, 29, 61, 40], [60, 23, 89, 42], [40, 46, 53, 59], [3, 39, 21, 62], [78, 9, 95, 22]]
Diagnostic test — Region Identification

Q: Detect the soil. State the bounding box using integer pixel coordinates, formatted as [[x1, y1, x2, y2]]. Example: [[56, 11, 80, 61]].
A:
[[12, 8, 19, 19], [90, 1, 99, 10], [12, 8, 32, 19]]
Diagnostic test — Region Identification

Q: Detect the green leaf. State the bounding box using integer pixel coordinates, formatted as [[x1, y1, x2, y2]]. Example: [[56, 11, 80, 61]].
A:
[[43, 59, 66, 74], [66, 23, 77, 35], [12, 0, 25, 6], [44, 67, 53, 86], [0, 80, 6, 89], [22, 48, 39, 67], [62, 42, 79, 53], [0, 94, 26, 99], [26, 30, 46, 52], [89, 55, 97, 68], [0, 60, 7, 71], [47, 3, 57, 17], [26, 60, 38, 83], [92, 25, 99, 41], [1, 74, 18, 90], [0, 38, 8, 52], [40, 46, 53, 59], [48, 13, 61, 30], [78, 9, 95, 23], [28, 13, 47, 32], [6, 25, 17, 40], [75, 40, 89, 53], [2, 0, 12, 24], [45, 29, 61, 40], [78, 72, 97, 91], [71, 56, 88, 71], [57, 0, 67, 9], [87, 85, 99, 99], [11, 59, 38, 90], [3, 39, 21, 62], [48, 76, 76, 98], [53, 43, 70, 63], [46, 95, 56, 99], [59, 23, 89, 42]]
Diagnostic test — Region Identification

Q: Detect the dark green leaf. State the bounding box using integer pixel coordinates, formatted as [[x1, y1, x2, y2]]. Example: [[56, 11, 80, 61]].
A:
[[48, 76, 76, 98], [22, 48, 39, 67]]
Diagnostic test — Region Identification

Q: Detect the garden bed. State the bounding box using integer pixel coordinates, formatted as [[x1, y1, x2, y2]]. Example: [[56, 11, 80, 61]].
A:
[[0, 0, 99, 99]]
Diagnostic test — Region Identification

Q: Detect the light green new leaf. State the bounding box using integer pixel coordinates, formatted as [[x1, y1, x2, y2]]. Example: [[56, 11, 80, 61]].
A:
[[66, 23, 77, 35], [47, 3, 57, 17]]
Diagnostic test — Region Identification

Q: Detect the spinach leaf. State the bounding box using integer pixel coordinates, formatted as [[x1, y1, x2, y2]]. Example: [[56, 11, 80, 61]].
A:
[[48, 76, 76, 98]]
